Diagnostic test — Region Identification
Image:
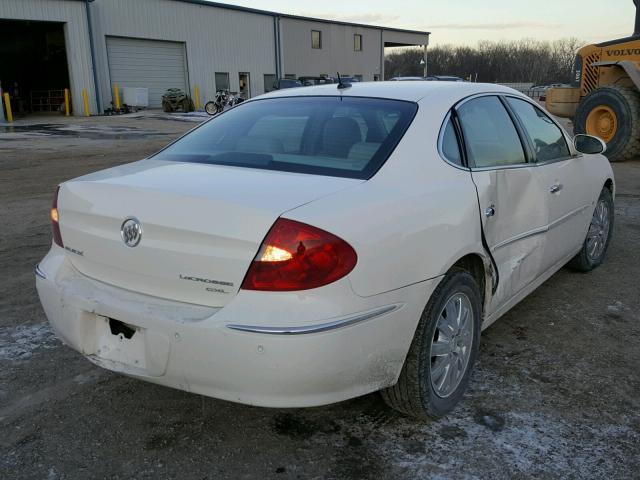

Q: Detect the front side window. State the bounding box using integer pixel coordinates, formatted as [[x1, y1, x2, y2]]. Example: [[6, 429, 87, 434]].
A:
[[506, 97, 570, 162], [354, 34, 362, 51], [153, 96, 417, 179], [215, 72, 229, 91], [311, 30, 322, 49], [457, 96, 526, 168]]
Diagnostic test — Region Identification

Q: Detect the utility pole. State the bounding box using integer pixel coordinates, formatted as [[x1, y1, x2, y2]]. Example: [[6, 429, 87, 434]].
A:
[[423, 44, 428, 77]]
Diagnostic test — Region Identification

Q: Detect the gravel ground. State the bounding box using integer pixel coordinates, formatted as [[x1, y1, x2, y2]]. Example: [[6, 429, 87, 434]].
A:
[[1, 113, 639, 479]]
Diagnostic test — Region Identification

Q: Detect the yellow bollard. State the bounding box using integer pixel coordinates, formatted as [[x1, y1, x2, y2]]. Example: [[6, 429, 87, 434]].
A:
[[64, 88, 70, 116], [193, 86, 201, 110], [3, 93, 13, 123], [82, 89, 90, 117], [113, 83, 121, 110]]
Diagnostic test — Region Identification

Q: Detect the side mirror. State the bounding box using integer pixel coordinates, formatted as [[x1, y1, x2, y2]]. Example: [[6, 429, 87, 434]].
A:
[[574, 134, 607, 155]]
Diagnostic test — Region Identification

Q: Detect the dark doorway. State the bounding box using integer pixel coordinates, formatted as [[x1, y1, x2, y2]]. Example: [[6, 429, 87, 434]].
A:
[[0, 19, 70, 116]]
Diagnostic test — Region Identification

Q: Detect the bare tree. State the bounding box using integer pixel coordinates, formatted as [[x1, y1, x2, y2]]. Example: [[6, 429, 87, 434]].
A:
[[385, 38, 584, 84]]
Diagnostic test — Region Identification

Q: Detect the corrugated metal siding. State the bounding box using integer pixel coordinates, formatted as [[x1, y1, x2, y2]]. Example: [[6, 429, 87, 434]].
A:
[[0, 0, 98, 115], [106, 37, 187, 107], [279, 18, 383, 81], [92, 0, 276, 108]]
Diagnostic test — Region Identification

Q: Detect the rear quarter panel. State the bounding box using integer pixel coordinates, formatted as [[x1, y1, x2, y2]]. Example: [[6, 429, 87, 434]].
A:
[[283, 101, 486, 297]]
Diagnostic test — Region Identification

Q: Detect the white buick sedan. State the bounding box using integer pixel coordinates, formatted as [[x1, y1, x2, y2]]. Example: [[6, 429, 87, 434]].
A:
[[36, 82, 614, 418]]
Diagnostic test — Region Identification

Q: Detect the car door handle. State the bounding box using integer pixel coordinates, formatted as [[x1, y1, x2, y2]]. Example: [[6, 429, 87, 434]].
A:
[[485, 205, 496, 217], [550, 183, 563, 194]]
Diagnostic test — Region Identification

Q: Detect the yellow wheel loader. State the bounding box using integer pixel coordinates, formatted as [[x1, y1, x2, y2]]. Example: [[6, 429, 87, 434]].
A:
[[546, 0, 640, 161]]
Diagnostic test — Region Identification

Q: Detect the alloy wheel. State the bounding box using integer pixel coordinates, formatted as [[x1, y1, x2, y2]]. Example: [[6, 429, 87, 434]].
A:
[[430, 293, 474, 398], [586, 198, 611, 261]]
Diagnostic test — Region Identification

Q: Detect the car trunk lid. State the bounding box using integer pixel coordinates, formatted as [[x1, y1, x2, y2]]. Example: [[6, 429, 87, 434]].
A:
[[58, 159, 360, 307]]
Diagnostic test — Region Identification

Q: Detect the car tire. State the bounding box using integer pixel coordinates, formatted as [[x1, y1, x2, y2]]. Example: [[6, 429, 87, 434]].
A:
[[381, 269, 482, 419], [568, 187, 614, 272]]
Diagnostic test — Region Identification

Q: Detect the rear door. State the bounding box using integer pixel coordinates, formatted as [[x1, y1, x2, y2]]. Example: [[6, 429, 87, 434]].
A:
[[504, 96, 594, 270], [453, 95, 550, 313]]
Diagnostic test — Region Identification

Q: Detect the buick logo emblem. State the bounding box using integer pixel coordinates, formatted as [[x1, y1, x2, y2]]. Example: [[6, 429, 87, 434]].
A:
[[121, 217, 142, 247]]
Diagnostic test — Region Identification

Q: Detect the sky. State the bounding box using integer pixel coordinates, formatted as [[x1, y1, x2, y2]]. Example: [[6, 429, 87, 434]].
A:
[[217, 0, 635, 46]]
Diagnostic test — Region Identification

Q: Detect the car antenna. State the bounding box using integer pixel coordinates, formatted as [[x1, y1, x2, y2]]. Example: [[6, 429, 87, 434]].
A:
[[336, 72, 351, 89]]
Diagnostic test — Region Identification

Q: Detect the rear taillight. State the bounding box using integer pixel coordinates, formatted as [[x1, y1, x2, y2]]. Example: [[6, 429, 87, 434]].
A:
[[241, 218, 357, 291], [51, 186, 63, 247]]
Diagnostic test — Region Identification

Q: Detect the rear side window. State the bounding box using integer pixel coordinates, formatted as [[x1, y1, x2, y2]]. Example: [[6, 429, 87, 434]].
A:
[[457, 96, 526, 168], [154, 96, 417, 179], [506, 97, 570, 162], [441, 118, 462, 166]]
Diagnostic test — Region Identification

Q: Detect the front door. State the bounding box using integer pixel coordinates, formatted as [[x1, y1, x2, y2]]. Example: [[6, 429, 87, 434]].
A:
[[502, 96, 594, 271], [239, 72, 250, 99], [455, 95, 549, 314]]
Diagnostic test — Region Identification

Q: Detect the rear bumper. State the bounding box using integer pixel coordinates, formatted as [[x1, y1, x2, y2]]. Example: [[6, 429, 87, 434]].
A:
[[36, 247, 439, 407]]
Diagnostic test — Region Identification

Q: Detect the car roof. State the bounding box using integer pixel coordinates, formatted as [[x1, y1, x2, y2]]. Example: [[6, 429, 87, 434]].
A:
[[259, 81, 523, 104]]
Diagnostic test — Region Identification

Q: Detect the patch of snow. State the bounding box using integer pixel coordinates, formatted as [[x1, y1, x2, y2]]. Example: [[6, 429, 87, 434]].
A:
[[0, 132, 55, 139], [0, 323, 58, 362], [364, 409, 638, 477]]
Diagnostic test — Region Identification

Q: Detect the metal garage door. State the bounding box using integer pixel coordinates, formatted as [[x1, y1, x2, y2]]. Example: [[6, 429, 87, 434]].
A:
[[106, 37, 188, 108]]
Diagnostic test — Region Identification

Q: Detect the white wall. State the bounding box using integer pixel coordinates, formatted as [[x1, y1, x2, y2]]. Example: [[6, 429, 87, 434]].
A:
[[0, 0, 98, 115], [279, 18, 383, 81], [91, 0, 277, 108]]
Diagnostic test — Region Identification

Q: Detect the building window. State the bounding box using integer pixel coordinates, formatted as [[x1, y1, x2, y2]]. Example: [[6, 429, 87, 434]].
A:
[[311, 30, 322, 49], [215, 72, 230, 92], [264, 74, 277, 92], [354, 34, 362, 51]]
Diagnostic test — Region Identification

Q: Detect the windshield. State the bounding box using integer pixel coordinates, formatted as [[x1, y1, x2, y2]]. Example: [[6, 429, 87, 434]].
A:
[[153, 96, 418, 179]]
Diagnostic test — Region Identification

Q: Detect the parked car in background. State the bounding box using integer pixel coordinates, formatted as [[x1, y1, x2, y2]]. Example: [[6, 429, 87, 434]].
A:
[[390, 76, 426, 81], [426, 75, 466, 82], [328, 75, 360, 84], [272, 78, 303, 90], [298, 76, 335, 86], [390, 75, 466, 82], [530, 85, 550, 101], [37, 82, 614, 419]]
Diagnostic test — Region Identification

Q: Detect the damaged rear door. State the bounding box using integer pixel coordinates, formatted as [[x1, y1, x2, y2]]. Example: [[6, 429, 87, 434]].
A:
[[455, 95, 549, 313]]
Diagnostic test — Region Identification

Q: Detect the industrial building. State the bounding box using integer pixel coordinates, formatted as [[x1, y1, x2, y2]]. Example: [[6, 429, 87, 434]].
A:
[[0, 0, 429, 116]]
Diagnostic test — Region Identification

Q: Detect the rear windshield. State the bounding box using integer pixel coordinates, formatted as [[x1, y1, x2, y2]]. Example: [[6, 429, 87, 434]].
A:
[[153, 96, 417, 179]]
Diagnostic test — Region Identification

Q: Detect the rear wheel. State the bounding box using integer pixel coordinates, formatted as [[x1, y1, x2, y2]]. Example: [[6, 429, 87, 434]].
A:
[[162, 100, 173, 113], [574, 85, 640, 162], [180, 98, 193, 112], [568, 187, 614, 272], [381, 269, 482, 419]]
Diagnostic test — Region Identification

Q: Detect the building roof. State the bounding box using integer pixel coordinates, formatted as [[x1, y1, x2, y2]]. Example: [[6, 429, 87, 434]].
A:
[[165, 0, 430, 36]]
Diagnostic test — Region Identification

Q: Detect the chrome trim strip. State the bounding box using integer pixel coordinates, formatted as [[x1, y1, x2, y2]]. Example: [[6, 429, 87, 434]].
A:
[[35, 264, 47, 280], [492, 204, 591, 251], [471, 162, 532, 172], [226, 304, 401, 335], [492, 226, 548, 251], [549, 204, 591, 229]]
